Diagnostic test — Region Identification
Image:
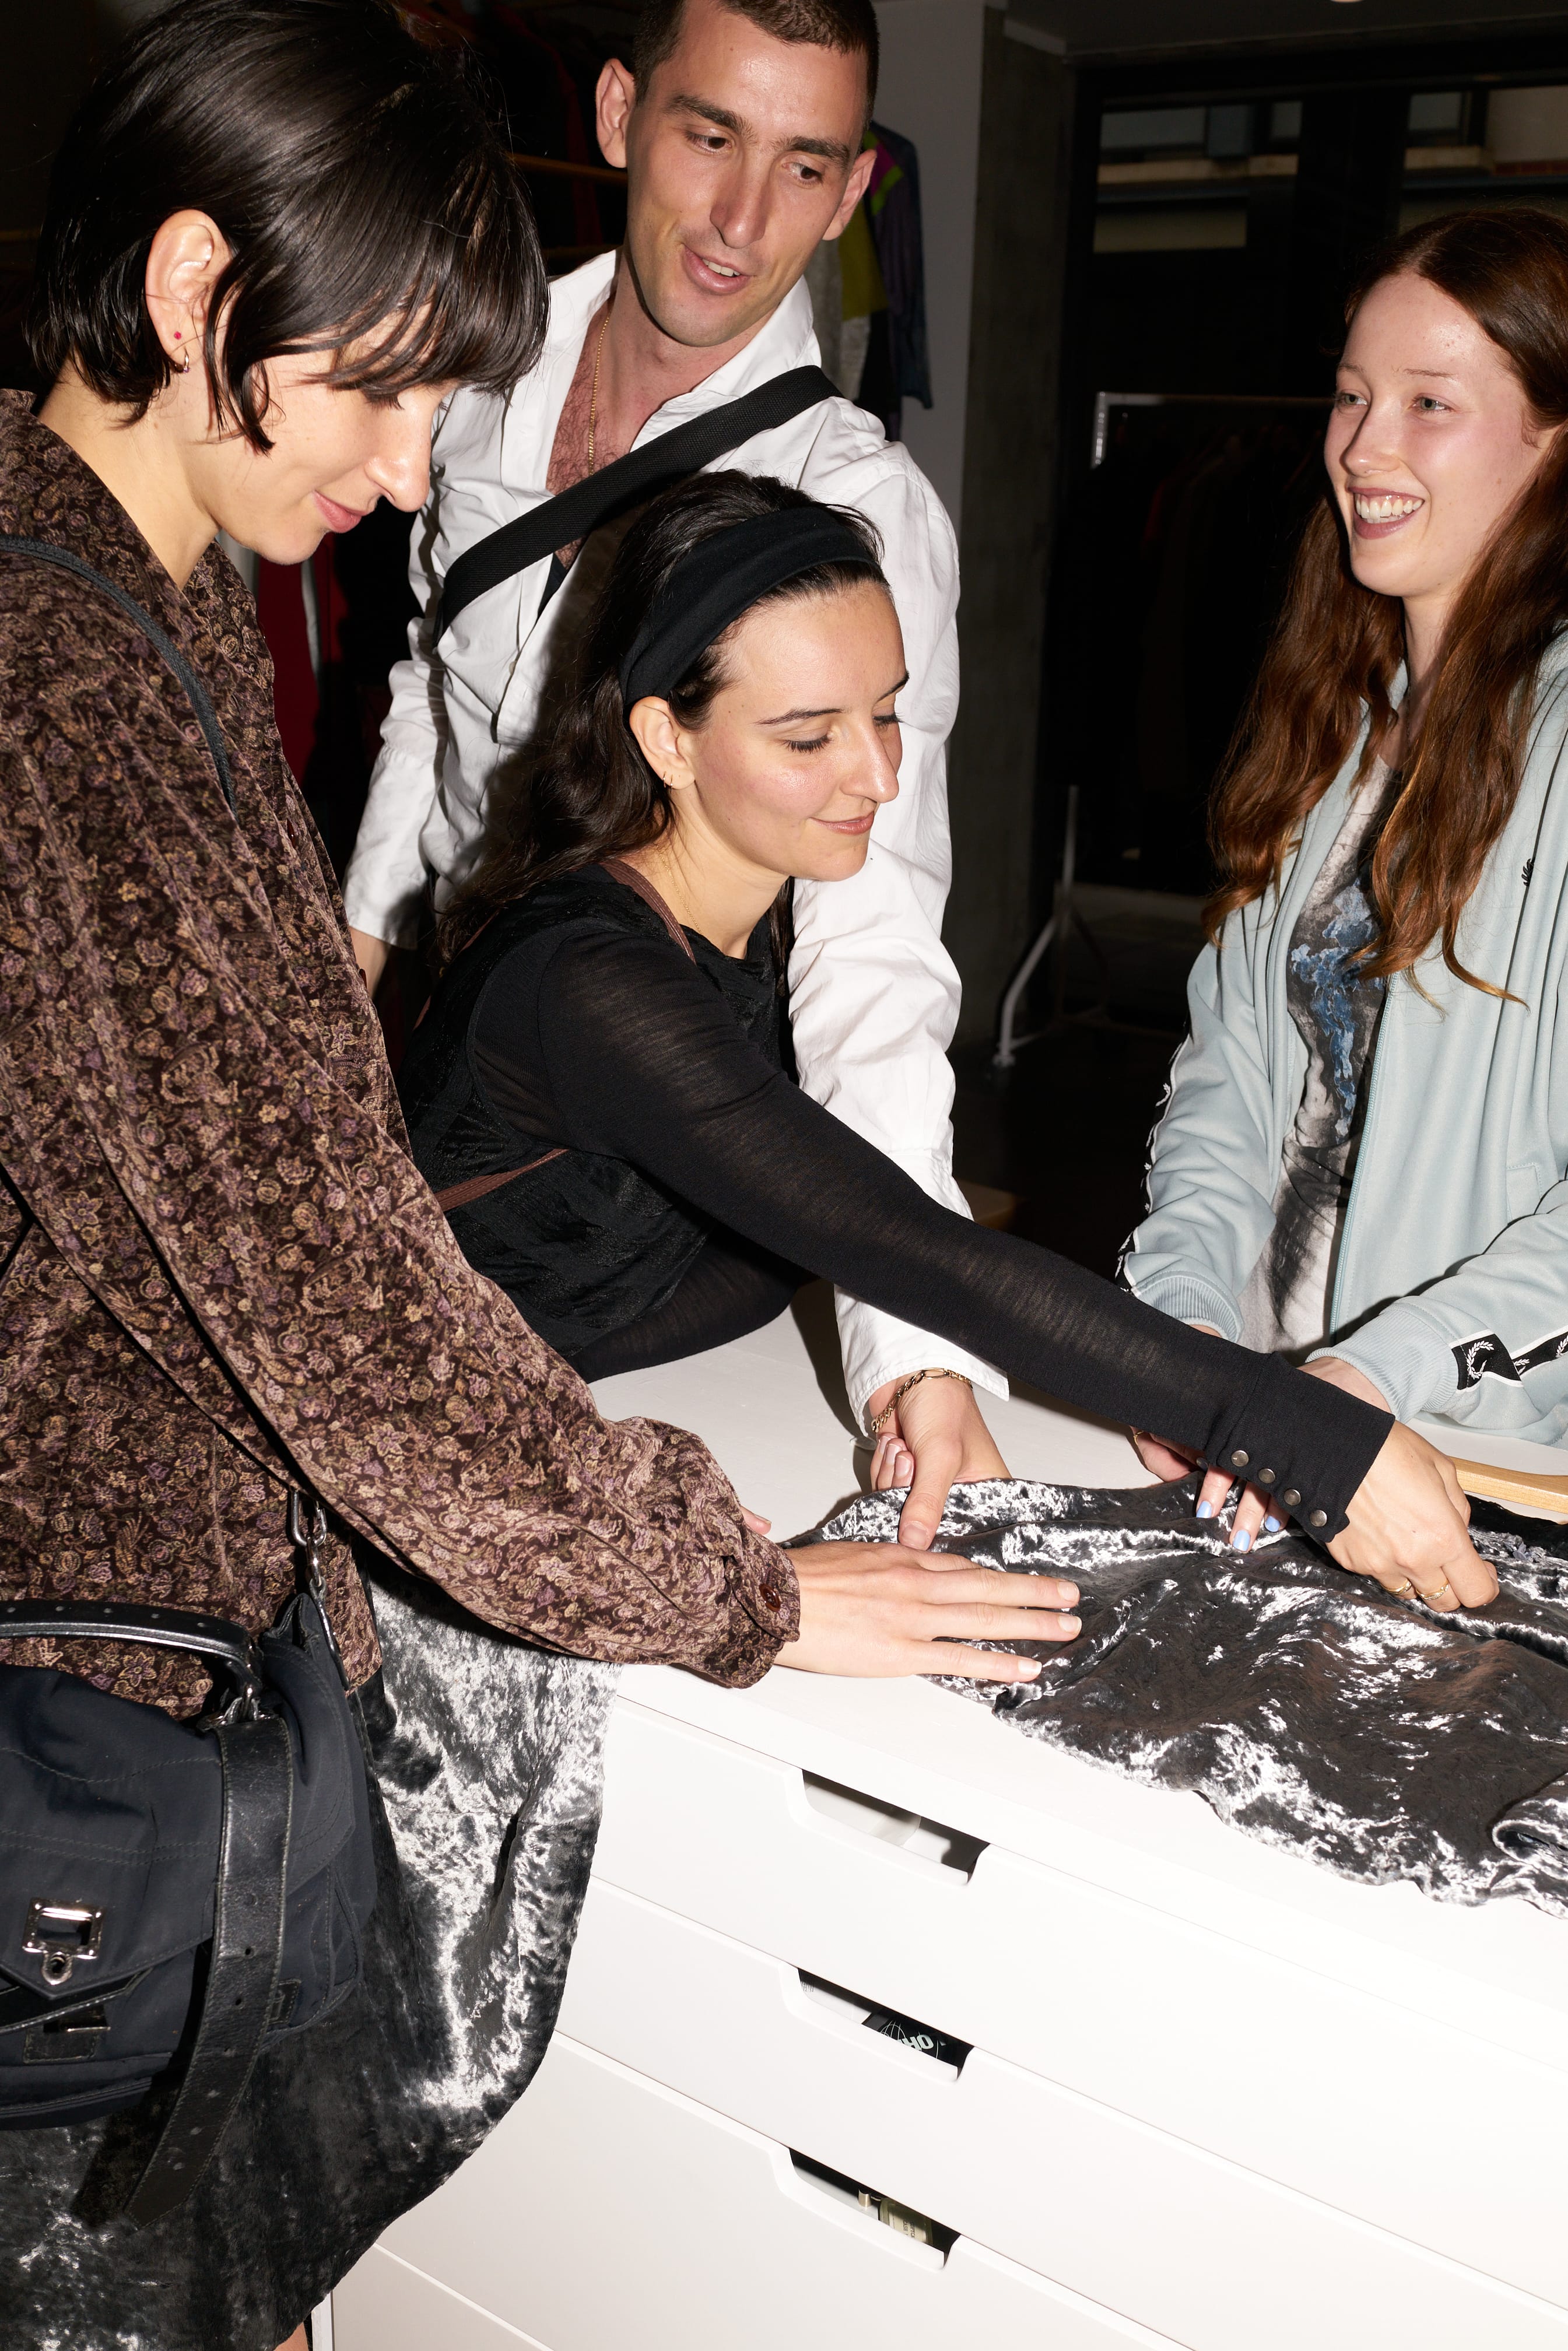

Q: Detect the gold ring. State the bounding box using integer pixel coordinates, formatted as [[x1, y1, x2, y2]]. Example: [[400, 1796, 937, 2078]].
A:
[[1418, 1581, 1453, 1605], [1390, 1579, 1415, 1596]]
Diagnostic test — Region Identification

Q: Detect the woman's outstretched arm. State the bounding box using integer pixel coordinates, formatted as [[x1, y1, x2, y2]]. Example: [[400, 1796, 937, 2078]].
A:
[[476, 924, 1488, 1602]]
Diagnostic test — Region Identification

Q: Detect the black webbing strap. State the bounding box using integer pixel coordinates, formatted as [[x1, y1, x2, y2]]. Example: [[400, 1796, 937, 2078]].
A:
[[432, 364, 837, 643], [0, 536, 238, 817], [125, 1713, 293, 2225]]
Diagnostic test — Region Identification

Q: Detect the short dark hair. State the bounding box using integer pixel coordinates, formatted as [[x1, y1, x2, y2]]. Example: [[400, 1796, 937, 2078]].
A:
[[28, 0, 546, 451], [632, 0, 878, 117]]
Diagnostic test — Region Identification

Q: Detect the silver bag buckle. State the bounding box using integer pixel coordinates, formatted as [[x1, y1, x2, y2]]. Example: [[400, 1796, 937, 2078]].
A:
[[23, 1900, 106, 1987]]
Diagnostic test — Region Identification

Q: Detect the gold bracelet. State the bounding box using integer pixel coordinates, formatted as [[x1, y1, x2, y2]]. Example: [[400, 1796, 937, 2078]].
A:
[[866, 1367, 973, 1438]]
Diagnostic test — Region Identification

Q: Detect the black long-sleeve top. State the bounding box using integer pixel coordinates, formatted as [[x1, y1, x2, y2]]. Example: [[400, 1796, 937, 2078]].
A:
[[399, 868, 1393, 1538]]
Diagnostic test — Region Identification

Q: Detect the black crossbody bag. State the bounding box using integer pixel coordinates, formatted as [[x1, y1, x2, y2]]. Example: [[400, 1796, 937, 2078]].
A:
[[0, 541, 378, 2223]]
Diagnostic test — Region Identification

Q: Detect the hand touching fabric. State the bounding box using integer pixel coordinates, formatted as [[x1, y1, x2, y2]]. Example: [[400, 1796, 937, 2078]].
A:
[[741, 1491, 1079, 1680], [866, 1373, 1009, 1549], [1136, 1352, 1387, 1547], [776, 1540, 1080, 1679], [1133, 1339, 1493, 1611]]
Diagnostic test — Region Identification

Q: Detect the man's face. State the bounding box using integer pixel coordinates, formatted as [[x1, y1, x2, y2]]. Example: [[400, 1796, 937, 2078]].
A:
[[597, 0, 875, 353]]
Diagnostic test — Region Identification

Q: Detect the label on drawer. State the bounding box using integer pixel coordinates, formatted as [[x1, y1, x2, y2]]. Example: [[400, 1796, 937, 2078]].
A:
[[862, 2005, 970, 2068]]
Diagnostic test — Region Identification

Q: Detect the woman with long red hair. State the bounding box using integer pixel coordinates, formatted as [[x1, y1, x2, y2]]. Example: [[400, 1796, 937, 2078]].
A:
[[1127, 207, 1568, 1552]]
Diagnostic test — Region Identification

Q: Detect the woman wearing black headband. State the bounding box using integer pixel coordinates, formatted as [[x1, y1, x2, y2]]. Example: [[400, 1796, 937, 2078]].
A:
[[401, 473, 1488, 1603]]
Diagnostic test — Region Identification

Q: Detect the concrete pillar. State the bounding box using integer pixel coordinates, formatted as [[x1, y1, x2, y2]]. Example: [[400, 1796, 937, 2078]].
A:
[[1285, 86, 1409, 392], [944, 9, 1075, 1044]]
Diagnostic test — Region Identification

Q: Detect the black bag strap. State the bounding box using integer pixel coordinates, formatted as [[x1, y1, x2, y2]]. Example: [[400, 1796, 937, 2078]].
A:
[[433, 364, 837, 643], [0, 536, 238, 817], [125, 1712, 293, 2224], [0, 1598, 264, 1716]]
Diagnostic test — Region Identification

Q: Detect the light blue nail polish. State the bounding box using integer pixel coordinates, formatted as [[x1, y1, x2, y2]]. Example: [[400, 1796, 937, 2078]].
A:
[[1195, 1500, 1214, 1520], [1264, 1515, 1282, 1533], [1232, 1528, 1252, 1552]]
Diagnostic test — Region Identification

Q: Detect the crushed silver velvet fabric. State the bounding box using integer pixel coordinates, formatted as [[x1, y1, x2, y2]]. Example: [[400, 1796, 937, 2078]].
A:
[[812, 1478, 1568, 1914], [0, 1559, 619, 2351]]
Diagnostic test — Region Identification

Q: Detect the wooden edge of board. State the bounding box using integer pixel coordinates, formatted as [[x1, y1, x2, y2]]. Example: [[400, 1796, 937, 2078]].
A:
[[1449, 1456, 1568, 1517]]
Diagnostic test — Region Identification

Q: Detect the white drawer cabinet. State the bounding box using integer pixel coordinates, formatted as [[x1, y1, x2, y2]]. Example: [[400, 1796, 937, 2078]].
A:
[[333, 2254, 549, 2351], [590, 1702, 1568, 2310], [553, 1874, 1568, 2350], [335, 2034, 1187, 2351]]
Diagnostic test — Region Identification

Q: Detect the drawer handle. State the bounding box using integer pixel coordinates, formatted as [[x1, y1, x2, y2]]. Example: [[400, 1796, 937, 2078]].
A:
[[798, 1971, 970, 2075], [800, 1773, 986, 1879], [790, 2152, 956, 2259]]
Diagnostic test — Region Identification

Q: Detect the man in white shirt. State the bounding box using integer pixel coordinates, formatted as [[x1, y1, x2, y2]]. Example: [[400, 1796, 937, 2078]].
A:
[[343, 0, 1006, 1543]]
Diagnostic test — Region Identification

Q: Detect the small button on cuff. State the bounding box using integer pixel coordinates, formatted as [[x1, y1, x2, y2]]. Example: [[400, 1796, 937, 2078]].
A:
[[1281, 1488, 1300, 1508], [1229, 1450, 1249, 1470], [1308, 1508, 1328, 1529], [759, 1570, 785, 1612]]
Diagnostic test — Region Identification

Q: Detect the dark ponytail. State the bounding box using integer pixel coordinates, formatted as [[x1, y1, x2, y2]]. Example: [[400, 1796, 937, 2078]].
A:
[[438, 471, 885, 970]]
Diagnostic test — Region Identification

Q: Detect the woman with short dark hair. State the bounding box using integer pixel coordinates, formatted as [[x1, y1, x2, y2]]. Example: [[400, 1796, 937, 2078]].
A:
[[0, 5, 1092, 2343]]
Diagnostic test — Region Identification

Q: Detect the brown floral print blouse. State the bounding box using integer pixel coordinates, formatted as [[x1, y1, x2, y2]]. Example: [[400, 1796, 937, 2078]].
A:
[[0, 394, 797, 1715]]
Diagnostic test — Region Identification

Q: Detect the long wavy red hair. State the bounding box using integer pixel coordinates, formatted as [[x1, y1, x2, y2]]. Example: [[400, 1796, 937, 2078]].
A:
[[1206, 208, 1568, 989]]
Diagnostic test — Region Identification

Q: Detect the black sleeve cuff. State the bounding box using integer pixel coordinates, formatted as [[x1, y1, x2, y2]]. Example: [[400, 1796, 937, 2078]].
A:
[[1204, 1350, 1392, 1541]]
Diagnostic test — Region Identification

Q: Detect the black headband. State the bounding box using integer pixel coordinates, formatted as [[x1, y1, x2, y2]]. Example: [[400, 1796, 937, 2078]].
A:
[[618, 507, 881, 711]]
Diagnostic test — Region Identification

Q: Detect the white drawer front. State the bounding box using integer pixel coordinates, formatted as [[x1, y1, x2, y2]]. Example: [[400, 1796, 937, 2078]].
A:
[[367, 2034, 1181, 2351], [593, 1700, 1568, 2307], [335, 2249, 552, 2350], [557, 1875, 1567, 2351]]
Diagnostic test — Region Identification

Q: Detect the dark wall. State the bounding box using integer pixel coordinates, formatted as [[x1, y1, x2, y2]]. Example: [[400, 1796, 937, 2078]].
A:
[[1, 4, 96, 391], [1, 5, 94, 237], [945, 20, 1075, 1047]]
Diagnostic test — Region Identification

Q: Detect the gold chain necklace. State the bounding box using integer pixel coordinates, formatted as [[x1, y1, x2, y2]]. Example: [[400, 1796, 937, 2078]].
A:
[[586, 301, 611, 473]]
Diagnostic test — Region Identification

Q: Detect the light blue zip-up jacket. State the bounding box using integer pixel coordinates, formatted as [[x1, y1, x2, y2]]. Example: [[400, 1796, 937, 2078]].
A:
[[1124, 645, 1568, 1444]]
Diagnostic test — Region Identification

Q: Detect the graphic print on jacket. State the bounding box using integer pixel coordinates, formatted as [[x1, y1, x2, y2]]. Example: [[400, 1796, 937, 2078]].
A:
[[1241, 762, 1398, 1353]]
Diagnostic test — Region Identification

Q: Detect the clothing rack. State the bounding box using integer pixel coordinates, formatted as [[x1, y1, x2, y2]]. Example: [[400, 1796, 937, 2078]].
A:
[[994, 388, 1330, 1071], [1089, 388, 1329, 471]]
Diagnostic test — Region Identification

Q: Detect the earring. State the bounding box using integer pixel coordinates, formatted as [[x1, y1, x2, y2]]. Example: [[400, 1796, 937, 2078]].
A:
[[171, 332, 190, 376]]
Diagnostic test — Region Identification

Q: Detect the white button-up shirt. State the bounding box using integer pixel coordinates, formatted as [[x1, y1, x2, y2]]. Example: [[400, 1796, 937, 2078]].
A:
[[344, 252, 1004, 1421]]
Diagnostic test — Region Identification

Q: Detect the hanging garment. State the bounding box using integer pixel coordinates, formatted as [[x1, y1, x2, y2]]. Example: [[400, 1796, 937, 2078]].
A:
[[836, 194, 886, 410], [867, 122, 933, 413], [804, 236, 846, 391], [255, 556, 318, 784], [837, 136, 907, 437], [0, 1562, 618, 2351], [252, 538, 376, 867], [811, 1479, 1568, 1915]]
